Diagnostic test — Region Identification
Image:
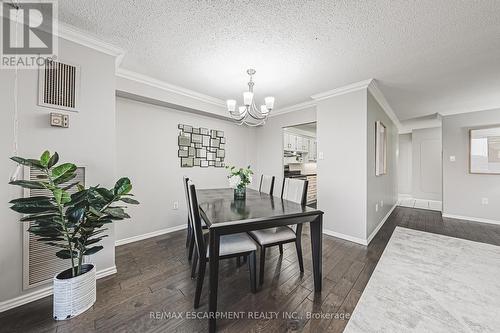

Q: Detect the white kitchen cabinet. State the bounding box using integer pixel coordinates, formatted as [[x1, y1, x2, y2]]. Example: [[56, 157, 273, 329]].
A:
[[284, 131, 315, 153], [284, 132, 294, 150], [308, 139, 317, 161]]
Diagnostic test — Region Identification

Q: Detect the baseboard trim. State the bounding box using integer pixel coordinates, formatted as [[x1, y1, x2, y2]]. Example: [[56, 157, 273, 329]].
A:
[[323, 229, 367, 246], [442, 213, 500, 226], [367, 204, 397, 245], [0, 265, 117, 313], [115, 224, 187, 247]]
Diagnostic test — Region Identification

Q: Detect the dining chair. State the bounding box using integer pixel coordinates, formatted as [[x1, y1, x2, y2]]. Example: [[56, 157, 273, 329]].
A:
[[236, 174, 277, 267], [259, 174, 275, 195], [183, 177, 207, 271], [248, 177, 308, 285], [187, 181, 258, 308]]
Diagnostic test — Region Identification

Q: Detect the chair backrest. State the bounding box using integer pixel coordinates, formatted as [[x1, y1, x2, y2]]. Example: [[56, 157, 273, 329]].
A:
[[259, 174, 275, 195], [281, 178, 308, 205], [187, 181, 206, 257], [183, 176, 190, 218]]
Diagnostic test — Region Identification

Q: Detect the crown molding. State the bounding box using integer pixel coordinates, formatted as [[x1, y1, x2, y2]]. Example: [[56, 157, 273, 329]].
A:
[[116, 68, 226, 108], [367, 79, 402, 130], [311, 79, 374, 101], [56, 22, 126, 68], [270, 100, 317, 117]]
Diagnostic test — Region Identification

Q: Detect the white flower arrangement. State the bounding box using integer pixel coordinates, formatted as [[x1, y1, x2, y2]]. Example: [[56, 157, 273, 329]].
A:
[[226, 165, 253, 189]]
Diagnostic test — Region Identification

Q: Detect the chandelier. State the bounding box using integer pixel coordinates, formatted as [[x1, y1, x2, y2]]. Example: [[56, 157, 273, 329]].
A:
[[226, 69, 275, 126]]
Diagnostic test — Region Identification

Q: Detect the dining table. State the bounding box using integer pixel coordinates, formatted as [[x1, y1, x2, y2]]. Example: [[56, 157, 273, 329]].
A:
[[197, 187, 324, 333]]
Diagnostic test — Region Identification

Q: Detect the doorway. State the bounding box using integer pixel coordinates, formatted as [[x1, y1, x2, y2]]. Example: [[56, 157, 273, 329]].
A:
[[282, 122, 317, 208]]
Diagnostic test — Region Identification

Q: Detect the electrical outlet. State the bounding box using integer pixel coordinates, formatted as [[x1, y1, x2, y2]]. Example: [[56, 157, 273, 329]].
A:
[[173, 201, 179, 210], [449, 156, 456, 162], [318, 152, 324, 160], [375, 203, 379, 212], [481, 198, 489, 205]]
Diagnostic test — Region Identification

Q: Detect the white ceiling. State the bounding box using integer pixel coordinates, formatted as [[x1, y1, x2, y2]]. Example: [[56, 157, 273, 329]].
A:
[[58, 0, 500, 121]]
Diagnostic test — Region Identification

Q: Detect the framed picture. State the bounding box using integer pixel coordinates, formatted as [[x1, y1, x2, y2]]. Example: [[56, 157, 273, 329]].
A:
[[375, 121, 387, 176], [469, 125, 500, 174]]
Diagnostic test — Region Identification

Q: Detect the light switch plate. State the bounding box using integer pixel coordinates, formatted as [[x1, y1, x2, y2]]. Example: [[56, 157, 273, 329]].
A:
[[449, 156, 456, 162], [50, 112, 69, 128], [318, 152, 324, 160]]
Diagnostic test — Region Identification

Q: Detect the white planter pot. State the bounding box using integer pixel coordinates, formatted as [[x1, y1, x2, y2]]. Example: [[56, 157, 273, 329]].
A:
[[53, 263, 96, 320]]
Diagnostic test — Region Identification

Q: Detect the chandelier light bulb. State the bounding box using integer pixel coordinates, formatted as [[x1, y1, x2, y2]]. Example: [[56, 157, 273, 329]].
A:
[[260, 105, 268, 114], [226, 99, 236, 112], [265, 96, 275, 110], [243, 92, 253, 106]]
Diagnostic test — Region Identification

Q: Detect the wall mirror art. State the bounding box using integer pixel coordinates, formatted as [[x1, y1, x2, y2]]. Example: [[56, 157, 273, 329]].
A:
[[178, 124, 226, 168], [375, 121, 387, 176], [470, 126, 500, 174]]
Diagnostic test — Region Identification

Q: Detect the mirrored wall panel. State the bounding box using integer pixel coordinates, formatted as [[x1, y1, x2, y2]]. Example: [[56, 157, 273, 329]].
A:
[[178, 124, 226, 168]]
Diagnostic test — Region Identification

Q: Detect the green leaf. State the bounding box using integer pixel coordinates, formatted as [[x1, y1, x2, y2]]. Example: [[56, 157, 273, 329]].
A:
[[120, 197, 139, 205], [51, 163, 76, 181], [83, 246, 103, 255], [84, 237, 106, 246], [9, 196, 51, 204], [54, 171, 77, 185], [9, 180, 46, 189], [114, 178, 132, 196], [104, 207, 130, 219], [67, 207, 85, 223], [62, 181, 80, 191], [40, 151, 50, 167], [10, 157, 44, 169], [47, 152, 59, 168], [95, 187, 114, 201], [55, 249, 77, 259], [20, 212, 59, 221], [53, 188, 71, 205], [10, 201, 58, 214], [36, 237, 64, 242]]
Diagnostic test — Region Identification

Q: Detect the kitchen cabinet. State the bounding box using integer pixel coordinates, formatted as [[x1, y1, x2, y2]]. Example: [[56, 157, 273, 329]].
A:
[[284, 132, 311, 152], [308, 139, 317, 161], [284, 132, 296, 151]]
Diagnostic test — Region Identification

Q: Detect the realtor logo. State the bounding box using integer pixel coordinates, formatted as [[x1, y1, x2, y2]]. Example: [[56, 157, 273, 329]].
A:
[[1, 0, 58, 68]]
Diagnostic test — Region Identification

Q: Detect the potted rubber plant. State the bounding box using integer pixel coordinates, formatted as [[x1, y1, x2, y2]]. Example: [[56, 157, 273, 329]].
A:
[[8, 151, 139, 320]]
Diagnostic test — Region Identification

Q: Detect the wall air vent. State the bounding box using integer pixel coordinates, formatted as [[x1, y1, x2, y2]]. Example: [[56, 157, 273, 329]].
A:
[[23, 166, 85, 289], [38, 59, 80, 112]]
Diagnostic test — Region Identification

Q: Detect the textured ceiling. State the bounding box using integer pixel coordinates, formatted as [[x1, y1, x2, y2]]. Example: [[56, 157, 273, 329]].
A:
[[58, 0, 500, 120]]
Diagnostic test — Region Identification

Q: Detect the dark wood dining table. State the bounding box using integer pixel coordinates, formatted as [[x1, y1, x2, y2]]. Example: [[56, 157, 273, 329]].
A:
[[197, 188, 324, 333]]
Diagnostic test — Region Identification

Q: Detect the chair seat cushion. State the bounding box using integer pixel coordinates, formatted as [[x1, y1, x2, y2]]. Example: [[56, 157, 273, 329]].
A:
[[206, 233, 257, 257], [249, 226, 296, 246]]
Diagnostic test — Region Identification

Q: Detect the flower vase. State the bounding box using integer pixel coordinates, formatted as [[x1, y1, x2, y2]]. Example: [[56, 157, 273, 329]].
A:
[[234, 187, 246, 200]]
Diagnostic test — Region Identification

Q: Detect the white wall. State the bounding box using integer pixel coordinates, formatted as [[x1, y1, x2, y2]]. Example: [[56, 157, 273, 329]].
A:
[[442, 109, 500, 222], [316, 89, 368, 242], [412, 127, 442, 201], [254, 108, 317, 195], [398, 133, 413, 196], [366, 92, 398, 239], [115, 97, 257, 242], [0, 39, 117, 303]]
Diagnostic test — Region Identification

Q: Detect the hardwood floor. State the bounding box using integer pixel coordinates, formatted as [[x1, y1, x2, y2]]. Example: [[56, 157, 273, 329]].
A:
[[2, 207, 500, 333]]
